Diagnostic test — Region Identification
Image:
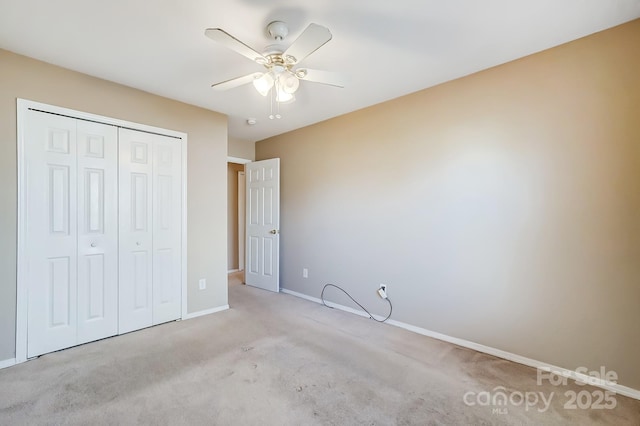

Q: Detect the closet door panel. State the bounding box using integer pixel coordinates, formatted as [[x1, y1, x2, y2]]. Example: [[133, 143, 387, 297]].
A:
[[26, 110, 78, 357], [152, 137, 182, 324], [77, 121, 118, 344], [118, 128, 154, 334]]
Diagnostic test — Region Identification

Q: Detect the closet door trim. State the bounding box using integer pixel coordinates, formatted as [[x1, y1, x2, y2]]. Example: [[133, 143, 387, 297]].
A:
[[16, 98, 188, 363]]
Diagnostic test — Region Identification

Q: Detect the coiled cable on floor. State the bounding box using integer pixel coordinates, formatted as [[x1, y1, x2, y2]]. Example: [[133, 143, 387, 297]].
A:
[[321, 283, 392, 322]]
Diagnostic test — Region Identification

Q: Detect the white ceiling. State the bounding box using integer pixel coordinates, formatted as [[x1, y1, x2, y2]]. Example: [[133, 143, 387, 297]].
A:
[[1, 1, 639, 142]]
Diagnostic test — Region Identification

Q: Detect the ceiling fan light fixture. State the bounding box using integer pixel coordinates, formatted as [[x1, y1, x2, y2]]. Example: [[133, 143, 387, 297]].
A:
[[207, 21, 341, 117], [252, 73, 274, 96]]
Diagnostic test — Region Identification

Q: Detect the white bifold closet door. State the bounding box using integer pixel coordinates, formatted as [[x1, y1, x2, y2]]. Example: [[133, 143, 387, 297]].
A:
[[25, 110, 183, 357], [25, 110, 118, 357], [118, 128, 182, 334]]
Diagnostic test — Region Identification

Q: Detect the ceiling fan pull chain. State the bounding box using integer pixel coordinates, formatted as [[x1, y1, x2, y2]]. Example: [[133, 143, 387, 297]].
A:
[[269, 83, 275, 120], [271, 76, 281, 119], [276, 77, 282, 119]]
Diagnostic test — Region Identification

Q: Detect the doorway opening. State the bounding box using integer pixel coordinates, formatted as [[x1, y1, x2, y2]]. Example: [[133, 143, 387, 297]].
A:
[[227, 159, 249, 281]]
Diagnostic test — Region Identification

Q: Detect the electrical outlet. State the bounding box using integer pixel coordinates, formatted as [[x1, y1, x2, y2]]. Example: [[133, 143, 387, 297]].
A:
[[199, 278, 206, 290], [378, 284, 388, 299], [302, 268, 308, 278]]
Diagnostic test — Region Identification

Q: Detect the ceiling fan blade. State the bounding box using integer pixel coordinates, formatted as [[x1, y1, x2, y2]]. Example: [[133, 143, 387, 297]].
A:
[[297, 69, 345, 88], [212, 72, 262, 91], [205, 28, 267, 63], [283, 23, 332, 65]]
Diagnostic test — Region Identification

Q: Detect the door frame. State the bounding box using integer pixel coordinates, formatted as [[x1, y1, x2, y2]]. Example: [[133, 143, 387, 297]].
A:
[[227, 156, 251, 274], [237, 170, 246, 271], [16, 99, 188, 363]]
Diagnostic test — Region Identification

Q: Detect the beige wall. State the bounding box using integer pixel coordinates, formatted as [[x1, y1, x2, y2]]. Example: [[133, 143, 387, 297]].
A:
[[228, 137, 255, 161], [257, 20, 640, 390], [0, 49, 229, 361], [227, 162, 245, 270]]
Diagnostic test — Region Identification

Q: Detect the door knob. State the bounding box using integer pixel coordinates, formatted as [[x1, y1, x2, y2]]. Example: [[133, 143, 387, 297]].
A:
[[136, 241, 141, 246], [90, 242, 96, 248], [270, 229, 278, 234]]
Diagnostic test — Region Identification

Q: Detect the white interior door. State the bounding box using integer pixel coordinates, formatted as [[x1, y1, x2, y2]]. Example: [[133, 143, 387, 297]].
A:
[[25, 112, 119, 356], [152, 134, 182, 325], [119, 128, 182, 332], [245, 158, 280, 292], [76, 120, 119, 344], [26, 111, 79, 357], [118, 128, 154, 333]]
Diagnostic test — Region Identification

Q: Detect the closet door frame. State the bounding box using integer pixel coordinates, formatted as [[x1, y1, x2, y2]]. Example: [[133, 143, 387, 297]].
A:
[[16, 99, 188, 363]]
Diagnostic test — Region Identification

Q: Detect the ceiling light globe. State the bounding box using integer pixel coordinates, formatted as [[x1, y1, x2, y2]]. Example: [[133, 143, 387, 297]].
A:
[[253, 73, 274, 97], [276, 90, 295, 103], [281, 72, 300, 94]]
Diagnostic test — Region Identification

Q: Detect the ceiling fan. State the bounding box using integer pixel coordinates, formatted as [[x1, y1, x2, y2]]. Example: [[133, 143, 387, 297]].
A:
[[205, 21, 344, 105]]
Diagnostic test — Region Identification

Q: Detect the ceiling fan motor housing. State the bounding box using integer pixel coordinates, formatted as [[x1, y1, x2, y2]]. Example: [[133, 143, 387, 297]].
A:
[[267, 21, 288, 41]]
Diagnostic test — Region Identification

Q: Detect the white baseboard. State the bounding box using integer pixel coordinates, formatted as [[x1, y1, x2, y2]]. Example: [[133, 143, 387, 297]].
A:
[[182, 305, 229, 320], [0, 358, 16, 369], [280, 288, 640, 401], [227, 269, 240, 274]]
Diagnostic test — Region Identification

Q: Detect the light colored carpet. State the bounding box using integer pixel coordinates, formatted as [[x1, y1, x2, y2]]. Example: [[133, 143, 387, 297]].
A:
[[1, 272, 638, 425]]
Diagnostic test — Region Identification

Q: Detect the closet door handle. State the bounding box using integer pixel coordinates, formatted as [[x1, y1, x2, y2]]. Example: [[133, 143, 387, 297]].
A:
[[90, 242, 96, 248], [136, 241, 142, 246]]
